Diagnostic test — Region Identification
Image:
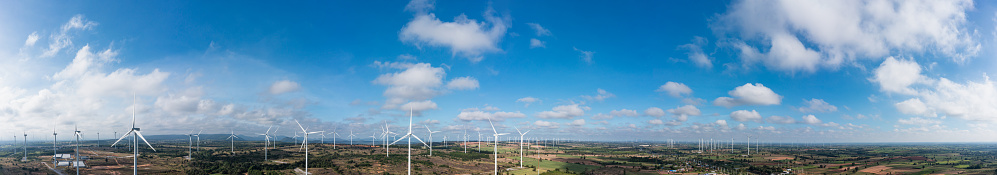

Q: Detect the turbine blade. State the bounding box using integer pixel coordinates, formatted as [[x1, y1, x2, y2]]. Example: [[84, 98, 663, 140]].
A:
[[135, 131, 156, 152], [389, 135, 409, 145], [110, 130, 134, 147], [294, 119, 306, 132], [411, 134, 429, 147], [488, 118, 498, 134], [515, 127, 521, 135]]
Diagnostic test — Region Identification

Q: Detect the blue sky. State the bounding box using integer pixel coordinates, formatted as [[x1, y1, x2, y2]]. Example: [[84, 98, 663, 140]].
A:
[[2, 0, 997, 142]]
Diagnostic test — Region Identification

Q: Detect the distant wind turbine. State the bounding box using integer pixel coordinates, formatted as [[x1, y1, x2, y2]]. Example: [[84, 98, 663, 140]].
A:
[[488, 118, 509, 175], [294, 120, 322, 175], [110, 94, 156, 175], [514, 126, 531, 168], [389, 108, 429, 175], [227, 130, 239, 154], [424, 125, 441, 156]]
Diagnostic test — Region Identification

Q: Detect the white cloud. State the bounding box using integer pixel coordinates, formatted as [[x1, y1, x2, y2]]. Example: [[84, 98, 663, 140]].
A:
[[716, 0, 979, 73], [372, 62, 474, 111], [573, 47, 594, 64], [397, 54, 418, 60], [582, 88, 615, 101], [895, 98, 934, 117], [534, 120, 559, 128], [457, 109, 526, 121], [667, 105, 702, 116], [801, 115, 822, 125], [568, 119, 585, 126], [713, 83, 782, 107], [610, 109, 638, 117], [268, 80, 301, 95], [679, 36, 712, 68], [591, 113, 613, 120], [715, 120, 728, 127], [797, 98, 837, 113], [526, 23, 551, 36], [765, 115, 797, 124], [43, 14, 98, 57], [648, 119, 664, 125], [446, 76, 479, 90], [730, 110, 762, 122], [400, 100, 438, 112], [871, 58, 997, 122], [530, 38, 546, 48], [898, 117, 941, 125], [24, 32, 39, 46], [535, 104, 588, 119], [516, 96, 539, 107], [399, 2, 509, 63], [736, 123, 747, 130], [870, 57, 929, 95], [53, 44, 117, 80], [656, 81, 692, 97], [644, 107, 665, 117]]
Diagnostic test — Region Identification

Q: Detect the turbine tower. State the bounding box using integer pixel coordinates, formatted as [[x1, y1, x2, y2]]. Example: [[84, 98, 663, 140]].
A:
[[53, 124, 58, 166], [294, 120, 322, 175], [74, 125, 83, 175], [424, 125, 441, 156], [110, 94, 156, 175], [258, 125, 273, 162], [488, 118, 509, 175], [514, 126, 531, 168], [226, 130, 239, 154], [389, 108, 429, 175], [186, 130, 194, 160]]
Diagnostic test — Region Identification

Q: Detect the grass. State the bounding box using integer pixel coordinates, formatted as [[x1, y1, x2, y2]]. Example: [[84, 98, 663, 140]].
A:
[[506, 157, 600, 174]]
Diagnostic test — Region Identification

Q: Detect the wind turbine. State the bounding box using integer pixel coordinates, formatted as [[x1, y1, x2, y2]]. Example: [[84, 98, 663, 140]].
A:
[[424, 125, 441, 156], [110, 94, 156, 175], [186, 130, 194, 160], [226, 130, 239, 154], [347, 129, 356, 146], [294, 120, 322, 175], [487, 118, 509, 175], [463, 129, 468, 153], [192, 130, 202, 151], [74, 125, 84, 175], [382, 122, 395, 157], [329, 127, 340, 149], [53, 124, 58, 166], [389, 108, 429, 175], [514, 126, 531, 168], [258, 125, 273, 162], [747, 135, 752, 156], [23, 132, 27, 161]]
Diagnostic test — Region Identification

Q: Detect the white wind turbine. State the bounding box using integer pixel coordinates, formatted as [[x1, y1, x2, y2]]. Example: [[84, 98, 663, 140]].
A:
[[382, 122, 395, 157], [226, 130, 239, 154], [192, 130, 202, 151], [514, 126, 531, 168], [186, 130, 194, 160], [347, 129, 356, 146], [487, 118, 509, 175], [329, 126, 340, 149], [389, 108, 429, 175], [424, 125, 441, 156], [258, 125, 273, 162], [52, 124, 58, 166], [110, 94, 156, 175], [74, 125, 84, 175], [294, 120, 322, 175]]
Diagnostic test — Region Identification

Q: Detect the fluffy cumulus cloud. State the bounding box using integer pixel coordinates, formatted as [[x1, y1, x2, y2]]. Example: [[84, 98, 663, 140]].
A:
[[568, 119, 585, 126], [870, 57, 997, 122], [656, 81, 692, 97], [648, 119, 664, 125], [713, 83, 782, 107], [679, 36, 713, 68], [535, 104, 588, 119], [534, 120, 559, 128], [373, 62, 477, 112], [445, 76, 479, 90], [400, 0, 509, 63], [530, 38, 546, 48], [766, 115, 797, 124], [801, 115, 822, 125], [667, 105, 702, 117], [582, 88, 615, 102], [24, 32, 39, 46], [870, 57, 929, 95], [715, 119, 728, 127], [516, 96, 539, 107], [716, 0, 979, 73], [401, 100, 439, 111], [895, 98, 934, 117], [268, 80, 301, 95], [797, 98, 837, 113], [457, 108, 526, 121], [644, 107, 665, 117], [730, 110, 762, 122], [898, 117, 942, 125], [610, 109, 639, 117]]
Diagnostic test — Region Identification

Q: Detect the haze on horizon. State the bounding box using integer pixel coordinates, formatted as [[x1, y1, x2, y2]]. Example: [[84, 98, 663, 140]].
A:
[[1, 0, 997, 143]]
